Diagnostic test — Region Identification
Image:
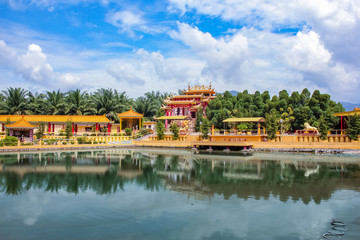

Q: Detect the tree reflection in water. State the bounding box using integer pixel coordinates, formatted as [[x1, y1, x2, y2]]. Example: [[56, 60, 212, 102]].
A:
[[0, 149, 359, 204]]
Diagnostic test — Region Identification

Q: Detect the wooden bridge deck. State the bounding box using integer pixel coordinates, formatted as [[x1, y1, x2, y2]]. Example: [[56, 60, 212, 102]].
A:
[[192, 141, 253, 150]]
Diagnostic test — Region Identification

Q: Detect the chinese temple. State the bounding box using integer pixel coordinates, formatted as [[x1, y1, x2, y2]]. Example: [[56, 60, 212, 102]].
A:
[[333, 107, 360, 133], [160, 84, 216, 131]]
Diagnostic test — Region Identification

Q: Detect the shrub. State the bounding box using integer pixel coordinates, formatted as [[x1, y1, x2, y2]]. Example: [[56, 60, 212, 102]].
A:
[[35, 122, 46, 139], [125, 128, 132, 136], [201, 117, 210, 139], [77, 137, 87, 144], [156, 121, 165, 140], [170, 123, 180, 140], [0, 136, 19, 146], [140, 128, 152, 136]]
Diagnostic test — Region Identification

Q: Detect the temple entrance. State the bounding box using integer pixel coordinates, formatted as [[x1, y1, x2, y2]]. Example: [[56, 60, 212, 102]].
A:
[[191, 112, 196, 118]]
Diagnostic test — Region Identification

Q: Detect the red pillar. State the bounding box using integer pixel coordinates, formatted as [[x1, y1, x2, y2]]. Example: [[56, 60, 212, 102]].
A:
[[2, 124, 4, 132], [107, 123, 111, 134], [75, 124, 78, 133], [72, 123, 74, 133], [52, 124, 55, 133], [96, 123, 98, 131], [48, 122, 51, 132]]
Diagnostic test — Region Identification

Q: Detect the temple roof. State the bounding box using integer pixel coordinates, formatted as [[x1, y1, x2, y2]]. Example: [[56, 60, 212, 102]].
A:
[[163, 100, 197, 105], [5, 116, 36, 129], [157, 116, 191, 120], [333, 107, 360, 117], [118, 107, 143, 118], [223, 117, 266, 123], [0, 115, 111, 124], [183, 84, 216, 95], [169, 94, 204, 99]]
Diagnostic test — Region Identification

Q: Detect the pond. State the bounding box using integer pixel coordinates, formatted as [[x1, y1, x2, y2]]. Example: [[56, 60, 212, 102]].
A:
[[0, 148, 359, 240]]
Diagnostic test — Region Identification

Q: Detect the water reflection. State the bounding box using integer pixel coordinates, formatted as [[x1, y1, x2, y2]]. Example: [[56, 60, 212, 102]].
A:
[[0, 149, 359, 204]]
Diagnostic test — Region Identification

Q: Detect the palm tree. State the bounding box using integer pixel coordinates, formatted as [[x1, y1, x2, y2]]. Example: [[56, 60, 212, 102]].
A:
[[114, 90, 133, 113], [133, 97, 158, 118], [46, 90, 66, 115], [0, 87, 29, 114], [92, 88, 119, 120], [144, 91, 171, 108], [66, 89, 96, 115], [28, 92, 48, 115]]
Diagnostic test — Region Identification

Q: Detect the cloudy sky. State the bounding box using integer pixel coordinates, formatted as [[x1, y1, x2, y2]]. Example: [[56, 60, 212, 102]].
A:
[[0, 0, 359, 102]]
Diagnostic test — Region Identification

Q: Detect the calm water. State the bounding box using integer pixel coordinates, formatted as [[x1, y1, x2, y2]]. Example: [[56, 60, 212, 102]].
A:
[[0, 148, 359, 240]]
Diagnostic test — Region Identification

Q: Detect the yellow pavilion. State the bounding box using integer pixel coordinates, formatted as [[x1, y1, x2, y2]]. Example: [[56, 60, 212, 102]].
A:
[[117, 107, 143, 132]]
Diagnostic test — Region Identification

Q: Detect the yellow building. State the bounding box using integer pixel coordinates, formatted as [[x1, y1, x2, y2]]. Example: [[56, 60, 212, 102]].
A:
[[0, 115, 111, 135], [117, 107, 143, 132]]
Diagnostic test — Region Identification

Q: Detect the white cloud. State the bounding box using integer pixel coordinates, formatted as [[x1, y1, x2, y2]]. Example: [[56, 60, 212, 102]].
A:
[[0, 41, 81, 90], [285, 31, 331, 72], [107, 63, 146, 86], [17, 43, 54, 83], [170, 22, 248, 83], [106, 48, 204, 93]]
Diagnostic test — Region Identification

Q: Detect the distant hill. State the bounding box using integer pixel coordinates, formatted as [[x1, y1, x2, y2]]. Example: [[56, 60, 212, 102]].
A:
[[341, 102, 360, 111], [229, 90, 238, 96]]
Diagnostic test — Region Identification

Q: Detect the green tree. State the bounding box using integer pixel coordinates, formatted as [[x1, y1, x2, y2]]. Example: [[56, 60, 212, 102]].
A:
[[318, 115, 328, 140], [346, 114, 360, 141], [156, 120, 165, 140], [28, 92, 48, 115], [265, 109, 279, 140], [92, 88, 119, 121], [35, 122, 46, 140], [46, 90, 66, 115], [201, 117, 210, 139], [170, 123, 179, 140], [280, 107, 295, 133], [195, 108, 204, 132], [65, 120, 73, 139], [133, 97, 158, 118], [5, 118, 11, 136], [66, 89, 96, 115], [124, 128, 132, 136], [0, 87, 28, 114]]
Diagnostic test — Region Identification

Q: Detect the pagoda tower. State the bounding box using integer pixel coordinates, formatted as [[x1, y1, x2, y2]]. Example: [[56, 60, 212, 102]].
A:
[[160, 83, 216, 130]]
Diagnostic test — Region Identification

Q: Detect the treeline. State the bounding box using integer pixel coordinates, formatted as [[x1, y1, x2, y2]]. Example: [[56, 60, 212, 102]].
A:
[[0, 87, 169, 121], [206, 89, 344, 131], [0, 87, 346, 133]]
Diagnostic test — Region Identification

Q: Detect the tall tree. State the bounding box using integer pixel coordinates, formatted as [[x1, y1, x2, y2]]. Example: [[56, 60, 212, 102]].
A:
[[265, 109, 279, 140], [28, 92, 47, 115], [0, 87, 28, 114], [66, 89, 96, 115], [346, 114, 360, 141], [46, 90, 66, 115], [156, 120, 165, 140], [92, 88, 118, 120], [133, 97, 158, 118]]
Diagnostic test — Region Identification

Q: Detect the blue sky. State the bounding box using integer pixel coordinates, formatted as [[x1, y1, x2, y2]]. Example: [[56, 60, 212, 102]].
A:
[[0, 0, 359, 102]]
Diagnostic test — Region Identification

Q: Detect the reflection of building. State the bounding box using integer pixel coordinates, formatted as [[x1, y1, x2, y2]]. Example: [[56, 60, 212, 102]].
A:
[[159, 84, 216, 130]]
